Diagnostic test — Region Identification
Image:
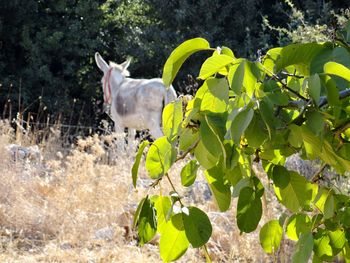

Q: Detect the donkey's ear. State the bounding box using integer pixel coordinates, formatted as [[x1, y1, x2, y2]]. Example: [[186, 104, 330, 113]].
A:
[[95, 52, 109, 73], [120, 57, 132, 70]]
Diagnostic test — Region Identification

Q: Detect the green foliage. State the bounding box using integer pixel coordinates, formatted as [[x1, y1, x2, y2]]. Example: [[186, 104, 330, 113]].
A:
[[159, 213, 189, 262], [180, 160, 199, 187], [132, 140, 150, 187], [145, 136, 176, 179], [183, 206, 212, 248], [259, 220, 283, 254], [133, 20, 350, 261]]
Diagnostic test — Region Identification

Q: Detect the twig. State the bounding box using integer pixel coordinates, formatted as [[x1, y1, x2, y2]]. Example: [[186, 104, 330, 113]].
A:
[[270, 73, 308, 101], [280, 70, 304, 79], [311, 163, 328, 183], [261, 64, 308, 101], [175, 137, 200, 162]]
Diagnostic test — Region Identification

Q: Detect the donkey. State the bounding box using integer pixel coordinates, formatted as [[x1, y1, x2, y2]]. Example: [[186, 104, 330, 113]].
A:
[[95, 52, 177, 139]]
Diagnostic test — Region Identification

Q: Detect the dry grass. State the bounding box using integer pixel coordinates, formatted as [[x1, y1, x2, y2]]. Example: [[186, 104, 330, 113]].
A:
[[0, 120, 291, 262]]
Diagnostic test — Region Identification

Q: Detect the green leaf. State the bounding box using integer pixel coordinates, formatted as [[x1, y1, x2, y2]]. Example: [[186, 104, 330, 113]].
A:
[[244, 112, 268, 148], [313, 229, 346, 261], [324, 61, 350, 82], [179, 128, 199, 152], [324, 194, 335, 219], [136, 196, 157, 245], [228, 59, 245, 95], [230, 107, 254, 145], [160, 213, 189, 262], [205, 166, 231, 212], [292, 232, 313, 263], [181, 160, 199, 187], [134, 197, 147, 228], [286, 213, 312, 241], [313, 187, 332, 214], [237, 187, 262, 233], [198, 78, 229, 114], [200, 114, 226, 158], [302, 126, 350, 174], [259, 220, 283, 254], [194, 140, 218, 169], [131, 140, 150, 188], [145, 136, 176, 179], [183, 207, 212, 248], [328, 229, 346, 253], [243, 61, 260, 97], [214, 46, 235, 57], [272, 166, 317, 212], [259, 98, 275, 139], [232, 177, 251, 198], [163, 38, 211, 87], [305, 110, 324, 136], [162, 99, 183, 141], [308, 74, 321, 106], [152, 195, 172, 234], [270, 43, 331, 76], [323, 75, 340, 106], [313, 230, 333, 261], [198, 54, 234, 79], [288, 124, 303, 148]]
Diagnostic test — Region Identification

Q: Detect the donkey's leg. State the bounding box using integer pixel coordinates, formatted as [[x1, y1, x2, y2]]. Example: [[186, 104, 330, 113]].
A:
[[126, 128, 137, 153], [113, 122, 128, 153], [128, 128, 136, 140], [148, 113, 164, 139]]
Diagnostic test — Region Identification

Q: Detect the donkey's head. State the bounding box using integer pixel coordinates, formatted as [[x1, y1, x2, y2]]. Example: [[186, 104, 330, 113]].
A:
[[95, 52, 131, 104]]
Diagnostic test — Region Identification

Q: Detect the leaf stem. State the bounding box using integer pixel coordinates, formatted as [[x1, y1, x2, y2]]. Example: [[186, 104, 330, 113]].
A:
[[165, 173, 184, 207], [203, 244, 212, 263]]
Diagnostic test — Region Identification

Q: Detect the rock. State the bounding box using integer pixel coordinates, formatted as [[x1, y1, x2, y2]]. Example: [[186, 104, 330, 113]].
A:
[[93, 226, 115, 241]]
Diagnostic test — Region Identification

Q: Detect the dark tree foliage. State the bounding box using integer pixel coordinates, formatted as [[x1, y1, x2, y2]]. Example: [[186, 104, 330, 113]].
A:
[[0, 0, 348, 131], [0, 0, 105, 127]]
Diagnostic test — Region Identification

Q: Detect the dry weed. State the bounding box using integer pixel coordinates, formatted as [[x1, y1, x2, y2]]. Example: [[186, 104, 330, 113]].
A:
[[0, 120, 288, 262]]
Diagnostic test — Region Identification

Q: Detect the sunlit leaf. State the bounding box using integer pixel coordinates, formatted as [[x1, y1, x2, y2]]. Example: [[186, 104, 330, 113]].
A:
[[163, 38, 211, 87], [313, 229, 333, 261], [194, 140, 218, 169], [228, 59, 245, 95], [259, 220, 283, 254], [272, 166, 318, 212], [152, 195, 172, 234], [324, 61, 350, 82], [132, 140, 150, 187], [230, 107, 254, 145], [160, 213, 189, 262], [205, 166, 231, 212], [162, 99, 183, 141], [181, 160, 199, 187], [199, 54, 234, 80], [179, 128, 199, 152], [198, 78, 229, 114], [145, 136, 176, 179], [286, 213, 312, 241]]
